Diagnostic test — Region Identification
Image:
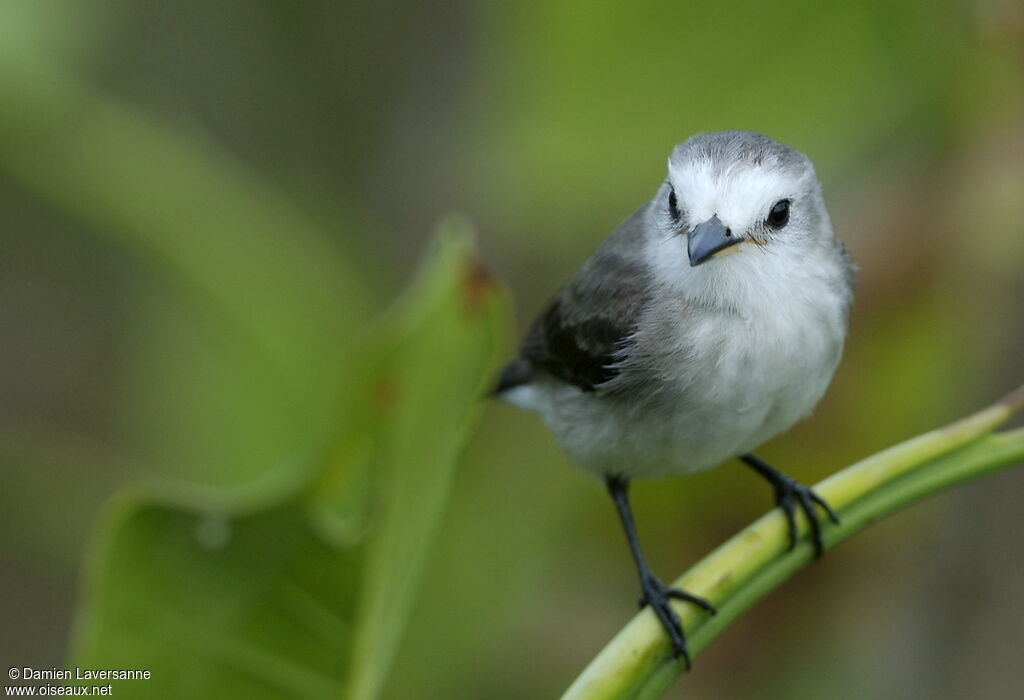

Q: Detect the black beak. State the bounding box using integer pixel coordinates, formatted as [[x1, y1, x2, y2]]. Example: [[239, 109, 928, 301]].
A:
[[687, 215, 740, 267]]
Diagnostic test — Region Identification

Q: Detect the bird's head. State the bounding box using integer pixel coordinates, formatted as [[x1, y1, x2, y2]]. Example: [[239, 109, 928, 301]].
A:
[[657, 131, 831, 268]]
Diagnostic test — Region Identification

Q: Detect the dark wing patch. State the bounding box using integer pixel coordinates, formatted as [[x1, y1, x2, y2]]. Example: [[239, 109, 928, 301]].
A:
[[500, 207, 652, 393], [523, 298, 632, 390]]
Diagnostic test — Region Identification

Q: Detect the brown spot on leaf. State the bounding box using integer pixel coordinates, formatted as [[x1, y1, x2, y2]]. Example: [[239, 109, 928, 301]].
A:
[[461, 255, 495, 317], [372, 373, 400, 415]]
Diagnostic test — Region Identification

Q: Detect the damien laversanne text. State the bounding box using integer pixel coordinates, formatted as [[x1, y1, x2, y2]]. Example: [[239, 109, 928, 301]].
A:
[[19, 669, 150, 681]]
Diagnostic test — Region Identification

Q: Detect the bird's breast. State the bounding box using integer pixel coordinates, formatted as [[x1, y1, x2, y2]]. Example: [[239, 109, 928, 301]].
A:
[[531, 256, 850, 479], [663, 276, 846, 450]]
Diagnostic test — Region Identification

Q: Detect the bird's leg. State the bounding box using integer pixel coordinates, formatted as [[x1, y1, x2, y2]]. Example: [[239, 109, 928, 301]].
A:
[[740, 453, 839, 558], [605, 474, 716, 669]]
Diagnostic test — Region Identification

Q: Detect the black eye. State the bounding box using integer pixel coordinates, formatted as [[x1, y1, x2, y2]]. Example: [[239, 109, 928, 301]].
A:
[[767, 199, 791, 228], [668, 187, 681, 222]]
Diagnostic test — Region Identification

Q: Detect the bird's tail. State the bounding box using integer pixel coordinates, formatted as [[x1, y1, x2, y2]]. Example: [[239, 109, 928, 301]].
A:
[[492, 359, 533, 396]]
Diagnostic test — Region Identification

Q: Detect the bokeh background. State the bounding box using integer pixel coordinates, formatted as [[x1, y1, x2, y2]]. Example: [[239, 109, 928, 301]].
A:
[[3, 1, 1023, 698]]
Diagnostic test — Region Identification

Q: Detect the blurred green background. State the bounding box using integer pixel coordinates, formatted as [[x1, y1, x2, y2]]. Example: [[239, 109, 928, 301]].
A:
[[2, 1, 1023, 698]]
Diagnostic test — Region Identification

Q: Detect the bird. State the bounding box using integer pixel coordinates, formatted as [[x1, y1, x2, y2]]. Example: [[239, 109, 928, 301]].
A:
[[495, 130, 855, 667]]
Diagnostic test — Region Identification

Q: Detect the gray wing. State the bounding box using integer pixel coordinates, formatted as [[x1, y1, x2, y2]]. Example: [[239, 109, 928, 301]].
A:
[[497, 206, 652, 393]]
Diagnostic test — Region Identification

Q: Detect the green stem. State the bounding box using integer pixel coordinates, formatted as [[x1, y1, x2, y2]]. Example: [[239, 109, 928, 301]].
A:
[[563, 385, 1024, 700]]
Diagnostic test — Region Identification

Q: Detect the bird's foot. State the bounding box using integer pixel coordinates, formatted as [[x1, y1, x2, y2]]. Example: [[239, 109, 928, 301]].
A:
[[771, 473, 839, 558], [637, 573, 716, 669]]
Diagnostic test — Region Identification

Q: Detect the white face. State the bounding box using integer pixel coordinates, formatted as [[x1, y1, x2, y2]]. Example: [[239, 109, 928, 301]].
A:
[[669, 157, 800, 243], [655, 131, 831, 265], [646, 132, 839, 311]]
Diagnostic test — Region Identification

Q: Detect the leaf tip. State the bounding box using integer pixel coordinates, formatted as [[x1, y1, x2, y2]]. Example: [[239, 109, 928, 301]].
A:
[[998, 382, 1024, 413], [432, 212, 501, 319]]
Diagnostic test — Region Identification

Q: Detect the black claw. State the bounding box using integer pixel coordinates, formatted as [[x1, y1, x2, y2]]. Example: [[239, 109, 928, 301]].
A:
[[742, 454, 839, 558], [778, 491, 798, 551], [639, 574, 710, 669], [795, 487, 823, 556], [776, 477, 837, 558], [606, 475, 714, 670], [665, 587, 717, 615], [811, 490, 841, 525]]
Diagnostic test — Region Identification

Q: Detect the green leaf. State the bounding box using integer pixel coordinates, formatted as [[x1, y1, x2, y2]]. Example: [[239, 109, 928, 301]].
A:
[[69, 223, 509, 699], [72, 495, 359, 699], [343, 219, 508, 700]]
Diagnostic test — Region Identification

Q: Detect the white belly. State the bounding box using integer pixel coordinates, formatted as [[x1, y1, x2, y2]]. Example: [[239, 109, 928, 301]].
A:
[[515, 290, 846, 479]]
